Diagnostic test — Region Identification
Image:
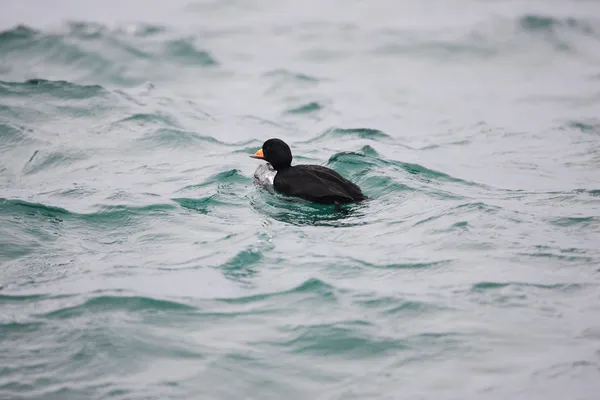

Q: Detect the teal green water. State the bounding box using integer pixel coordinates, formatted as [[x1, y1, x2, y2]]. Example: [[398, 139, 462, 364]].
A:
[[2, 1, 600, 399]]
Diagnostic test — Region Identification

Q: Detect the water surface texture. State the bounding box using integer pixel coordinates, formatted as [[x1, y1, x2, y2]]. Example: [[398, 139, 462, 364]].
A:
[[1, 0, 600, 399]]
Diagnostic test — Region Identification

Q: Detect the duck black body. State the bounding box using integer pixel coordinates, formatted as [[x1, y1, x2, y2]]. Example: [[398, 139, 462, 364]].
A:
[[251, 138, 366, 209]]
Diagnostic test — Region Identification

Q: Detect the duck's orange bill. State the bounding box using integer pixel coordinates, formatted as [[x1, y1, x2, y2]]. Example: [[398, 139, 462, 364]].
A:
[[250, 148, 264, 159]]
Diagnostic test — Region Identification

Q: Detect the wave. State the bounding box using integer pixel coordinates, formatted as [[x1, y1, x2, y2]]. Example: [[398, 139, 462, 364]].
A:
[[41, 295, 197, 319], [65, 21, 168, 39], [172, 195, 233, 215], [284, 101, 323, 115], [0, 198, 178, 223], [308, 127, 392, 142], [325, 145, 480, 186], [218, 247, 264, 284], [413, 201, 501, 224], [111, 112, 181, 128], [262, 68, 322, 83], [357, 175, 416, 197], [564, 120, 600, 135], [21, 149, 89, 175], [0, 78, 105, 98], [178, 169, 248, 191], [136, 128, 227, 149], [174, 169, 253, 210], [0, 293, 47, 303], [550, 216, 598, 227], [373, 14, 600, 60], [471, 281, 586, 292], [0, 189, 256, 232], [0, 78, 135, 137], [106, 111, 257, 148], [0, 22, 218, 85], [519, 15, 597, 36], [163, 38, 218, 66], [282, 322, 401, 357], [517, 251, 594, 263], [0, 320, 46, 335], [355, 295, 450, 315], [217, 278, 337, 304], [348, 258, 453, 270], [0, 122, 36, 149]]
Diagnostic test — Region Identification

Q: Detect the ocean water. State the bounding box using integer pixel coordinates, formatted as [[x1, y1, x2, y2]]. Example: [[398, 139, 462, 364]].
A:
[[1, 0, 600, 399]]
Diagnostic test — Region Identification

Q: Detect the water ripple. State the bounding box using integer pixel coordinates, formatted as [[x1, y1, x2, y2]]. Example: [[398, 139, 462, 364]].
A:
[[2, 3, 600, 399]]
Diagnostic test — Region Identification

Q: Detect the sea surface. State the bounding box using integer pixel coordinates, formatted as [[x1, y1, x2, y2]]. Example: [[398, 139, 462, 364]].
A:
[[1, 0, 600, 399]]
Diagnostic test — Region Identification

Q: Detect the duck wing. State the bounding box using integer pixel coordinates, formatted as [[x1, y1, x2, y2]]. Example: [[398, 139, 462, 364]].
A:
[[273, 164, 365, 204]]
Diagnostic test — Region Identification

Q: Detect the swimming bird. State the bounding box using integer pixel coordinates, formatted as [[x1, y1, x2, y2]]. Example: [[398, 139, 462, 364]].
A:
[[250, 138, 366, 210]]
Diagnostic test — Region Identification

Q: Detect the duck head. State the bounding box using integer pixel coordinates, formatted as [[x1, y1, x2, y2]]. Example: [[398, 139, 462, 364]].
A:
[[250, 138, 293, 170]]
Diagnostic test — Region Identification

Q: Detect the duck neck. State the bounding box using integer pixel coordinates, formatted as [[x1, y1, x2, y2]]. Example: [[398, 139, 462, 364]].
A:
[[272, 162, 292, 171]]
